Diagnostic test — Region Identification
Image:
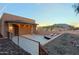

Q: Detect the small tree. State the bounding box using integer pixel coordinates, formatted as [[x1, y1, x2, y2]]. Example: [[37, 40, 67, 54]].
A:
[[73, 3, 79, 15]]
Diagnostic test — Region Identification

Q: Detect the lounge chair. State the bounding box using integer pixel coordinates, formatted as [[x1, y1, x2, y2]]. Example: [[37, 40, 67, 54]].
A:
[[44, 34, 54, 40], [44, 33, 59, 40], [44, 35, 51, 39]]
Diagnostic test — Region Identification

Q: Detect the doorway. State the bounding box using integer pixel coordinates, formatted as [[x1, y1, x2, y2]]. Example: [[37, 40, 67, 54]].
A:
[[12, 24, 19, 36]]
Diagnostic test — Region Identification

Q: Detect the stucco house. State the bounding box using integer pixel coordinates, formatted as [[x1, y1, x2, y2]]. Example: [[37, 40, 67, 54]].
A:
[[0, 13, 37, 37], [0, 13, 48, 55]]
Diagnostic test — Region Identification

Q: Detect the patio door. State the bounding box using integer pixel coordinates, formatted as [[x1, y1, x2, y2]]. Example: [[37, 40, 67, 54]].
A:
[[12, 24, 19, 36]]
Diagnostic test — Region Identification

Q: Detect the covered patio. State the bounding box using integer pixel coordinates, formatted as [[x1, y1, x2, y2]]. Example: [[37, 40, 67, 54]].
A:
[[4, 21, 37, 38]]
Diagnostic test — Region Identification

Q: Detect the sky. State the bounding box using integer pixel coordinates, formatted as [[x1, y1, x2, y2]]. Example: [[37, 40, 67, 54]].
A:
[[0, 3, 79, 27]]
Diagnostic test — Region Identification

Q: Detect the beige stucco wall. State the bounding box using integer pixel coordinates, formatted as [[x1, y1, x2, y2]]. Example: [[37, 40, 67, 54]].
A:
[[1, 13, 35, 24]]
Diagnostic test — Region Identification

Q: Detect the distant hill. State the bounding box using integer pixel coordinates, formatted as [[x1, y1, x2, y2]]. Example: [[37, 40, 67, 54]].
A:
[[37, 24, 75, 31], [52, 24, 74, 29]]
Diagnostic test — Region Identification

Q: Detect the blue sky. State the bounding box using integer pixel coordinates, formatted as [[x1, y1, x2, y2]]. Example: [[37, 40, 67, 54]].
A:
[[0, 3, 79, 27]]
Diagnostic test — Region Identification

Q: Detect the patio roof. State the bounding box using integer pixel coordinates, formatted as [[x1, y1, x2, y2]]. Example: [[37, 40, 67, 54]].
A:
[[5, 21, 38, 25], [0, 13, 38, 26], [1, 13, 38, 25]]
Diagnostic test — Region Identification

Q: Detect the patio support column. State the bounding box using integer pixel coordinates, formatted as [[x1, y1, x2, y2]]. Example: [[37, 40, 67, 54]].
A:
[[1, 20, 5, 37], [29, 24, 31, 34], [33, 25, 37, 34], [18, 24, 20, 35], [31, 25, 33, 34]]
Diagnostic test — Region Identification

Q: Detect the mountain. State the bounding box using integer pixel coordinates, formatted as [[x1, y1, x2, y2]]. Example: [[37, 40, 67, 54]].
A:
[[37, 24, 74, 31], [52, 24, 74, 29]]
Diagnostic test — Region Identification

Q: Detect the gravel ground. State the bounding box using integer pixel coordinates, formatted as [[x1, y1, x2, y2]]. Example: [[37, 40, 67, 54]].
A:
[[0, 39, 31, 55], [44, 33, 79, 55]]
